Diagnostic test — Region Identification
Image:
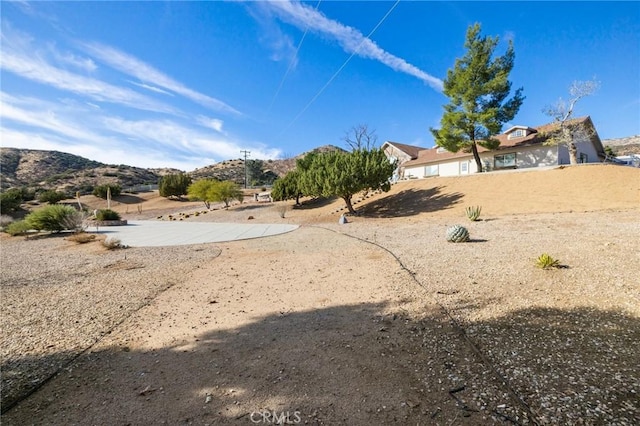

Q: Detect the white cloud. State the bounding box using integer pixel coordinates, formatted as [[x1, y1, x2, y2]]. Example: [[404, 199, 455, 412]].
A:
[[0, 91, 280, 170], [262, 0, 443, 91], [102, 116, 281, 161], [51, 47, 98, 72], [196, 115, 225, 133], [129, 81, 175, 96], [80, 42, 242, 115], [0, 22, 176, 114]]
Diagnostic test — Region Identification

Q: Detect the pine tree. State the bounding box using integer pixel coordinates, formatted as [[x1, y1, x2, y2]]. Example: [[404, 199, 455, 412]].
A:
[[159, 173, 192, 199], [431, 23, 524, 172], [299, 148, 395, 215]]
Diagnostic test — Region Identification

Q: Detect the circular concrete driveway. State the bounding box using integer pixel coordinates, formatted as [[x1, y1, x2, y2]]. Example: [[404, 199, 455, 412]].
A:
[[95, 220, 299, 247]]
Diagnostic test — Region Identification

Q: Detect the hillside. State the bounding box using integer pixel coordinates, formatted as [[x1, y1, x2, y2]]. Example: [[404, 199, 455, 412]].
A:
[[75, 163, 639, 225], [603, 135, 640, 155], [188, 145, 346, 184], [0, 148, 171, 193], [0, 145, 347, 194]]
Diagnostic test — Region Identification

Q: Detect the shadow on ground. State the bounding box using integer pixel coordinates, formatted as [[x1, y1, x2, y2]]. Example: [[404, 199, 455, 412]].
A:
[[294, 196, 339, 210], [357, 187, 463, 218], [112, 194, 145, 204], [3, 304, 638, 425]]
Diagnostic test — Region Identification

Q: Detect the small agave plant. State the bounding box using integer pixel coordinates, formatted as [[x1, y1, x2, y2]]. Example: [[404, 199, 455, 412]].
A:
[[465, 205, 482, 221], [535, 253, 561, 269], [446, 225, 470, 243]]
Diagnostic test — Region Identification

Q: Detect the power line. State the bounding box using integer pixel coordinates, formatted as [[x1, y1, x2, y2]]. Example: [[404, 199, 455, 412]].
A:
[[276, 0, 401, 139], [267, 0, 322, 114]]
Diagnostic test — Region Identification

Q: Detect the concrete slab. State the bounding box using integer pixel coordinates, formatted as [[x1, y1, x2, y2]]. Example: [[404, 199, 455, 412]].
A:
[[93, 220, 299, 247]]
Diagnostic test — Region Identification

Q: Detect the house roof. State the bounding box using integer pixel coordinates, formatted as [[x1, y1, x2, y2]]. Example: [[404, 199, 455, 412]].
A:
[[381, 141, 423, 160], [403, 116, 603, 168]]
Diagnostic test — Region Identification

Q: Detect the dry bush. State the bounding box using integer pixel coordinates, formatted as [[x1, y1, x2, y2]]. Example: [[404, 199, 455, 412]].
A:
[[67, 232, 96, 244], [274, 203, 291, 218], [102, 237, 123, 250]]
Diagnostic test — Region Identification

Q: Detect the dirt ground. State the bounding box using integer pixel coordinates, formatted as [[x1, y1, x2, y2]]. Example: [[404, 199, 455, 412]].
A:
[[1, 164, 639, 425]]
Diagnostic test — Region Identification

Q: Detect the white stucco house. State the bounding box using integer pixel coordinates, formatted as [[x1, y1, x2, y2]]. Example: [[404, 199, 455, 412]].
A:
[[382, 116, 606, 179]]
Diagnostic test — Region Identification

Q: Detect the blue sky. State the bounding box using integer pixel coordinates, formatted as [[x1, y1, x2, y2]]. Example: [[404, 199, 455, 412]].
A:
[[1, 1, 639, 171]]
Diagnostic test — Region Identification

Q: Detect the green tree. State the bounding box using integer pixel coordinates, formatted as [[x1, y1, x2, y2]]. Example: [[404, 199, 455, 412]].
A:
[[431, 23, 524, 172], [246, 159, 263, 186], [187, 180, 243, 208], [271, 170, 303, 205], [159, 173, 192, 199], [0, 189, 24, 213], [37, 190, 67, 204], [187, 179, 217, 209], [603, 145, 616, 159], [299, 148, 395, 215], [93, 184, 122, 199]]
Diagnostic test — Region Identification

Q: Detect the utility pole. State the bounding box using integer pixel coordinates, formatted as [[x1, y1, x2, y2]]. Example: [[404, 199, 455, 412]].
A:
[[240, 150, 251, 188]]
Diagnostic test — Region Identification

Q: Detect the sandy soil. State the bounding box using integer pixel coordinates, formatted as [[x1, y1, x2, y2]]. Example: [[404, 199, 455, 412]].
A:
[[1, 164, 639, 425]]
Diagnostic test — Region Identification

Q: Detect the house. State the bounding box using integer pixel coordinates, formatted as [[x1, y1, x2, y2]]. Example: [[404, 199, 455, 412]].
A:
[[381, 141, 423, 182], [385, 116, 606, 178]]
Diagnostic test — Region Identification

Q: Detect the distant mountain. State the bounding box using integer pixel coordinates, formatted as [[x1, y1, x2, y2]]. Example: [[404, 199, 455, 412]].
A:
[[0, 148, 171, 193], [189, 145, 347, 185], [602, 135, 640, 155], [0, 145, 348, 194]]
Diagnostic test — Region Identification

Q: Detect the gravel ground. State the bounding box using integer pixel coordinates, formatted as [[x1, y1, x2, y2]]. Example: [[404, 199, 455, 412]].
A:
[[0, 234, 221, 412], [1, 204, 638, 424], [324, 209, 640, 425]]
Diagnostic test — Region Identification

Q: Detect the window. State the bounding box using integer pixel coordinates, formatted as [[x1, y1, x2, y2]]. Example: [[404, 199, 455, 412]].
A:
[[579, 153, 588, 163], [460, 162, 468, 173], [494, 153, 516, 169], [508, 129, 525, 139]]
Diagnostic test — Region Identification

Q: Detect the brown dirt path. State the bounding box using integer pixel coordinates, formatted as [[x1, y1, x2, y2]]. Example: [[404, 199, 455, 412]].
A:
[[2, 227, 529, 425]]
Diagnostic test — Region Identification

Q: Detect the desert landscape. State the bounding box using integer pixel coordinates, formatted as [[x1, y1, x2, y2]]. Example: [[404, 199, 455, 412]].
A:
[[1, 164, 639, 425]]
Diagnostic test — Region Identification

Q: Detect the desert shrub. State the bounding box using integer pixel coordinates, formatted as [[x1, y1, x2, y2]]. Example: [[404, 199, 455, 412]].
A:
[[102, 237, 123, 250], [95, 209, 121, 221], [0, 189, 24, 213], [535, 253, 561, 269], [67, 232, 96, 244], [61, 210, 88, 232], [275, 204, 290, 218], [0, 214, 14, 228], [25, 204, 79, 232], [37, 190, 67, 204], [4, 220, 32, 236], [465, 205, 482, 221], [93, 184, 122, 199]]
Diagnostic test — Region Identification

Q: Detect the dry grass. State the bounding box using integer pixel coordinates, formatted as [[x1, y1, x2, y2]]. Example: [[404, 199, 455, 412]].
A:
[[66, 232, 96, 244]]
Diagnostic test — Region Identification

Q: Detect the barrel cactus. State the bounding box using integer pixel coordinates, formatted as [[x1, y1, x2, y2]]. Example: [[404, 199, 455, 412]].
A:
[[446, 225, 470, 243]]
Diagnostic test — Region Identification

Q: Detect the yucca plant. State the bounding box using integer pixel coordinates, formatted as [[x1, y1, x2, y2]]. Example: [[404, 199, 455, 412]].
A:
[[465, 205, 482, 221], [535, 253, 561, 269]]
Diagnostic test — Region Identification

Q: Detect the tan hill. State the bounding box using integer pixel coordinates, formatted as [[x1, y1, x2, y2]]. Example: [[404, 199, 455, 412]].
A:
[[603, 135, 640, 155], [0, 145, 348, 194], [0, 148, 167, 193], [187, 145, 347, 185], [79, 163, 639, 224]]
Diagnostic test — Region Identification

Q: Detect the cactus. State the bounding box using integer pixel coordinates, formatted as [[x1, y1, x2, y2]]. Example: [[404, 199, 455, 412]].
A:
[[465, 205, 482, 221], [446, 225, 470, 242]]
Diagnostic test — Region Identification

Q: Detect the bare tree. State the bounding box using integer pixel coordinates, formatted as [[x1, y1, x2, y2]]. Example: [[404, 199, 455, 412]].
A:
[[343, 124, 378, 151], [543, 79, 600, 165]]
